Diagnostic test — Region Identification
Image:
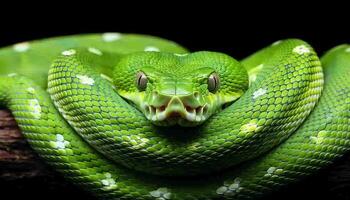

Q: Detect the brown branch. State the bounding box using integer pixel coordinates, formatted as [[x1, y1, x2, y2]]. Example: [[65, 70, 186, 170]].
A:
[[0, 108, 93, 199], [0, 109, 51, 180]]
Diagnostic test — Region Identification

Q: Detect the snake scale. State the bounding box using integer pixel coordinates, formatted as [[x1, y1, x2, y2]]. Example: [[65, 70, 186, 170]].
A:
[[0, 33, 349, 200]]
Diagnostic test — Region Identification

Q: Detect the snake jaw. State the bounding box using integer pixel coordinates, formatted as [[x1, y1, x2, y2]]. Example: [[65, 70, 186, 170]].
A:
[[121, 89, 238, 127], [143, 96, 209, 126], [121, 89, 237, 127]]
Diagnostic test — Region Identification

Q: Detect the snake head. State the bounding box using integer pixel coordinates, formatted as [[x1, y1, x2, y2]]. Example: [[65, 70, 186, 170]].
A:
[[114, 51, 248, 127]]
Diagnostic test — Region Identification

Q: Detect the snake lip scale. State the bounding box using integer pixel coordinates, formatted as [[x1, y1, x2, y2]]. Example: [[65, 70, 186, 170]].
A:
[[0, 33, 349, 200]]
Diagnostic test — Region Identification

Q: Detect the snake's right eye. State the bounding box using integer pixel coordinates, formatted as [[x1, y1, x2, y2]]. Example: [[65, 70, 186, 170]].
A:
[[136, 71, 148, 91]]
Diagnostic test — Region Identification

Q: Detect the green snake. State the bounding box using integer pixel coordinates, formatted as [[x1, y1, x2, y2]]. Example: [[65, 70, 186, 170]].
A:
[[0, 33, 349, 200]]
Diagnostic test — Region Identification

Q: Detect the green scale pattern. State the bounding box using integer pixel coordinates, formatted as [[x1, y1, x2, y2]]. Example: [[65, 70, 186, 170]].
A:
[[0, 33, 349, 200]]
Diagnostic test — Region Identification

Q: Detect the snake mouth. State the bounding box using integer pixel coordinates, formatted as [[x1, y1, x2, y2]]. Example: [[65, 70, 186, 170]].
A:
[[144, 103, 209, 125]]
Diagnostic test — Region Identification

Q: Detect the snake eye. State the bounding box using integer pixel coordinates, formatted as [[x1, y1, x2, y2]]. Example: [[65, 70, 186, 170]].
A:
[[136, 71, 148, 91], [208, 72, 220, 93]]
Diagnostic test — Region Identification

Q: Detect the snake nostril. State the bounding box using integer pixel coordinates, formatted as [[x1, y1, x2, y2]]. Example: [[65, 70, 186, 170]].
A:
[[193, 92, 200, 100]]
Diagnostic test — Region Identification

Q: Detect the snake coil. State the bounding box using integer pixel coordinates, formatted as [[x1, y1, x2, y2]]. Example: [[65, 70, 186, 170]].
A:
[[0, 33, 349, 200]]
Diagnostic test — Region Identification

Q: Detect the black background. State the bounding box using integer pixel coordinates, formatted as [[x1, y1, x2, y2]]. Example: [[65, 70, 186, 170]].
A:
[[1, 4, 350, 200], [1, 5, 349, 59]]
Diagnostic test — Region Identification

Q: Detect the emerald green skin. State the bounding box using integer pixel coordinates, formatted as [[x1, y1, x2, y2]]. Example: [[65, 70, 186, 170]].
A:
[[0, 33, 349, 200]]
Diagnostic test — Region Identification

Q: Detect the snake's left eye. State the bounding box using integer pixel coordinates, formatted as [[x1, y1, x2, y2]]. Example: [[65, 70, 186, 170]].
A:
[[136, 71, 148, 91], [208, 72, 220, 93]]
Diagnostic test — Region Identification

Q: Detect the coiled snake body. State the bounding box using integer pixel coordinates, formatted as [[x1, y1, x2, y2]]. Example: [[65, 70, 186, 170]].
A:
[[0, 33, 349, 199]]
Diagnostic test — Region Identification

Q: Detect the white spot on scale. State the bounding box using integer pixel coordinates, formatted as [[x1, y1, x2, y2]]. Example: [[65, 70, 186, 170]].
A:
[[102, 32, 122, 42], [28, 99, 41, 119], [345, 47, 350, 53], [88, 47, 103, 56], [149, 187, 172, 199], [265, 167, 283, 177], [56, 134, 64, 141], [144, 46, 160, 52], [76, 75, 95, 85], [53, 134, 70, 149], [216, 177, 242, 196], [267, 167, 276, 174], [26, 87, 35, 94], [13, 42, 30, 52], [7, 73, 17, 77], [252, 88, 267, 99], [293, 45, 311, 55], [216, 186, 229, 195], [100, 172, 116, 187], [62, 49, 76, 56], [240, 120, 259, 133]]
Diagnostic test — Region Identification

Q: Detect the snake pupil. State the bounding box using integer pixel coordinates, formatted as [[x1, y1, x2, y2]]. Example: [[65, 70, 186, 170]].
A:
[[208, 72, 220, 93], [136, 71, 148, 91]]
